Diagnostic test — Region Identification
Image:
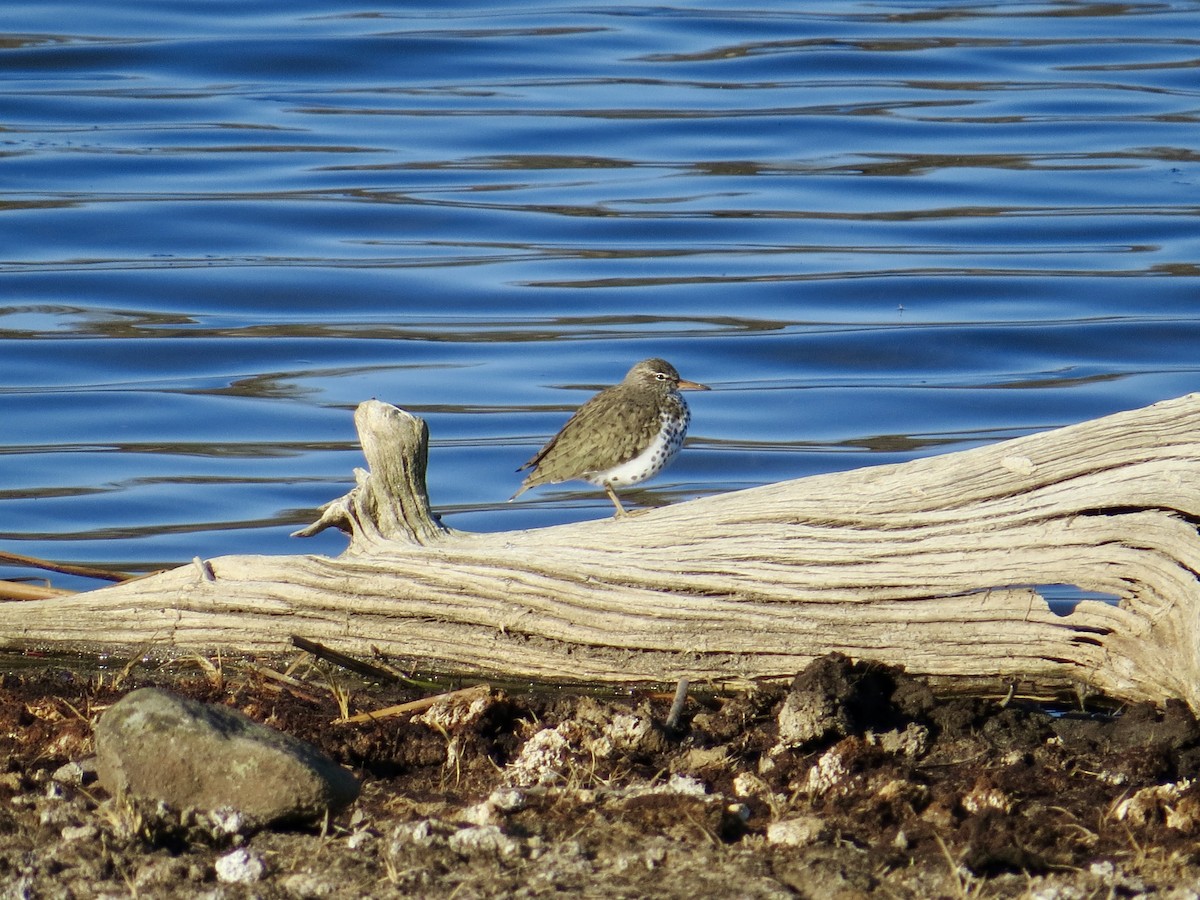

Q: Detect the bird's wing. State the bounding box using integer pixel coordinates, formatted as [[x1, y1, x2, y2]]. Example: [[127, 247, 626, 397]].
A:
[[518, 389, 653, 482]]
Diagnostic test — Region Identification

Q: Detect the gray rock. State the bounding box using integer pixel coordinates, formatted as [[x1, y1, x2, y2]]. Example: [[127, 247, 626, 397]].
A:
[[95, 687, 358, 828], [51, 759, 94, 788]]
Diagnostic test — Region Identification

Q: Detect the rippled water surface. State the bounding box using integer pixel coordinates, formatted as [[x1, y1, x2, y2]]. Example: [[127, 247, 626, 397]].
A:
[[3, 1, 1200, 586]]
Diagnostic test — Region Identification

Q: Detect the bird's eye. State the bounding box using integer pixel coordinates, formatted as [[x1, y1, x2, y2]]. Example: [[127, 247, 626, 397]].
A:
[[656, 372, 667, 380]]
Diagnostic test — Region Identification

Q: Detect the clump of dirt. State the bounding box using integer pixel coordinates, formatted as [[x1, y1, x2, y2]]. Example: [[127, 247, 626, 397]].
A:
[[2, 652, 1200, 898]]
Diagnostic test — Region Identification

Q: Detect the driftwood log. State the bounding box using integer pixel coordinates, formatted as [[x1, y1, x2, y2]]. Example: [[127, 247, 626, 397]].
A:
[[3, 395, 1200, 711]]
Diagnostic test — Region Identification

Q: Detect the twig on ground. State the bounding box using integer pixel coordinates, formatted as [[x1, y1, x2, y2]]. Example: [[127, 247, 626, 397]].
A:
[[338, 683, 491, 725], [0, 550, 131, 583], [665, 677, 690, 732], [291, 636, 401, 683]]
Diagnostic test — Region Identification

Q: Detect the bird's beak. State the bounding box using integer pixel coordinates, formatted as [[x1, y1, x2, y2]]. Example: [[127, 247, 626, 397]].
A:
[[678, 379, 711, 392]]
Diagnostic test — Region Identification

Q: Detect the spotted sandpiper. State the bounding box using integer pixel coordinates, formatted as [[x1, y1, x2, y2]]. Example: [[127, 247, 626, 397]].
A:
[[510, 358, 710, 517]]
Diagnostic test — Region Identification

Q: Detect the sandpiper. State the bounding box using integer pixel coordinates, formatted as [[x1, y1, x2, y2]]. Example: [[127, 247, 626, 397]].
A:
[[511, 358, 710, 516]]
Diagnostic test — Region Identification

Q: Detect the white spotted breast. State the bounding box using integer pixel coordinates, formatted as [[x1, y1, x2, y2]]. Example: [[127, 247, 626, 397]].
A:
[[582, 405, 691, 487]]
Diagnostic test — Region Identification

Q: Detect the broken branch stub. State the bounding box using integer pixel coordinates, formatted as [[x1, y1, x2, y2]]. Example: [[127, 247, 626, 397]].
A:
[[292, 401, 449, 549], [4, 393, 1200, 712]]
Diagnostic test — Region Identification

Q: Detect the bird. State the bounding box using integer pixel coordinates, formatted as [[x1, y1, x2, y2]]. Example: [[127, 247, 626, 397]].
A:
[[511, 358, 710, 517]]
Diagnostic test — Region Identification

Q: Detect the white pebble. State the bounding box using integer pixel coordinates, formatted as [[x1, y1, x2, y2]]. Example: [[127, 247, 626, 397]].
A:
[[215, 848, 266, 884]]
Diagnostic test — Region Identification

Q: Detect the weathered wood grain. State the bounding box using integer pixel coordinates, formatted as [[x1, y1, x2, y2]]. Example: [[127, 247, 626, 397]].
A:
[[4, 394, 1199, 709]]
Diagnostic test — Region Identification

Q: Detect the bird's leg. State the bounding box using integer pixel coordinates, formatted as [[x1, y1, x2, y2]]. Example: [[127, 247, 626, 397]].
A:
[[603, 483, 629, 518]]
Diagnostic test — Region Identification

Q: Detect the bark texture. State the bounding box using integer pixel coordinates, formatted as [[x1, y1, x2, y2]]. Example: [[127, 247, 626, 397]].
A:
[[5, 395, 1200, 710]]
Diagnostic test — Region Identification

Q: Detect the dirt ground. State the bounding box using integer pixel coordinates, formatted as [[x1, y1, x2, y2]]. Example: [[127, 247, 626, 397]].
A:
[[2, 651, 1200, 899]]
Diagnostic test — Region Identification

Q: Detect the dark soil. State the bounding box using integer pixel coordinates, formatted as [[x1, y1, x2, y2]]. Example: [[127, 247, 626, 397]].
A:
[[2, 652, 1200, 898]]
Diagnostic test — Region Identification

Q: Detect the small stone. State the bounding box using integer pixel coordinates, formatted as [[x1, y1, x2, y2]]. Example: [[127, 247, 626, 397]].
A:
[[51, 760, 90, 787], [767, 815, 827, 847], [95, 687, 359, 829], [207, 806, 246, 836], [346, 829, 374, 851], [391, 818, 450, 848], [487, 786, 526, 813], [461, 801, 495, 826], [215, 847, 267, 884], [448, 824, 522, 860], [61, 823, 99, 842], [873, 723, 930, 758]]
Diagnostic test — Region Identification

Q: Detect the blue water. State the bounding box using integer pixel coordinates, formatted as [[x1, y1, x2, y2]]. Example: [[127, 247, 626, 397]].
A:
[[3, 1, 1200, 588]]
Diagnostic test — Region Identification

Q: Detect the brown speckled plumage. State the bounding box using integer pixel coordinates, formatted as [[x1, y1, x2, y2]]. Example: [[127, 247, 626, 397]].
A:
[[511, 358, 709, 516]]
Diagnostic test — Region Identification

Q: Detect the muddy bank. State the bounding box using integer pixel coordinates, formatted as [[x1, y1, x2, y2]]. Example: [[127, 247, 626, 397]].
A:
[[2, 653, 1199, 898]]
